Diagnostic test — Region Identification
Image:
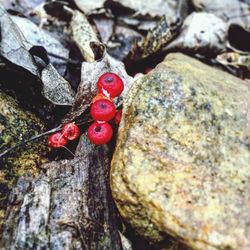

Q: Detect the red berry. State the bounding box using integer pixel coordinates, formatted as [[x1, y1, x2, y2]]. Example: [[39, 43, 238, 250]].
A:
[[87, 121, 113, 145], [48, 132, 68, 148], [62, 123, 80, 140], [115, 110, 122, 125], [90, 99, 116, 121], [97, 72, 124, 98]]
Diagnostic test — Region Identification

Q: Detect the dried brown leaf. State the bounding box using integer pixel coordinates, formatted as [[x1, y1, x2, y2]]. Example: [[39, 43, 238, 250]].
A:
[[128, 16, 181, 61], [11, 15, 69, 75], [108, 25, 142, 61], [192, 0, 250, 29], [110, 0, 179, 18], [41, 64, 75, 106], [165, 12, 227, 56], [0, 4, 39, 76], [216, 52, 250, 74], [70, 10, 103, 62], [74, 0, 105, 15], [0, 4, 75, 106], [93, 17, 114, 44]]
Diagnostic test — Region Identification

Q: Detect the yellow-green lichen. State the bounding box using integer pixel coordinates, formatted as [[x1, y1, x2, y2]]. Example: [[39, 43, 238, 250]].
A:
[[0, 92, 49, 230]]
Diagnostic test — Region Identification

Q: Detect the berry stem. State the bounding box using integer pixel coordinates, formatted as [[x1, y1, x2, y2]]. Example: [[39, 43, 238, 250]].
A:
[[61, 124, 72, 139], [75, 119, 93, 127], [0, 125, 62, 158], [62, 146, 75, 157], [0, 119, 95, 158]]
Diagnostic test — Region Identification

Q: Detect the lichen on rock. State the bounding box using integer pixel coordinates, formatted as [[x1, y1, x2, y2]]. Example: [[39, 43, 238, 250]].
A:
[[0, 92, 48, 231], [111, 53, 250, 250]]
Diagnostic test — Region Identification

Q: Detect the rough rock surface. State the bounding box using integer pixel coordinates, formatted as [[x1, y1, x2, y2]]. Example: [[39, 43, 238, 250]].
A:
[[0, 92, 48, 231], [110, 53, 250, 250]]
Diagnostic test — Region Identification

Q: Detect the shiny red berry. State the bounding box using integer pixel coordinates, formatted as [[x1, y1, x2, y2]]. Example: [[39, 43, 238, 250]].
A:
[[61, 123, 80, 140], [48, 132, 68, 148], [90, 99, 116, 121], [115, 110, 122, 125], [97, 72, 124, 98], [87, 121, 113, 145]]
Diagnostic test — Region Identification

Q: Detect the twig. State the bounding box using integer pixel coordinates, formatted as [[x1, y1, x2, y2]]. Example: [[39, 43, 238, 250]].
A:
[[75, 119, 93, 127], [0, 119, 94, 158], [0, 125, 62, 158], [62, 146, 75, 157]]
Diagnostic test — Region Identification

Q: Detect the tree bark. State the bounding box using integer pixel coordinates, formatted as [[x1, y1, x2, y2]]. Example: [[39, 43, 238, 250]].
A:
[[1, 135, 122, 250]]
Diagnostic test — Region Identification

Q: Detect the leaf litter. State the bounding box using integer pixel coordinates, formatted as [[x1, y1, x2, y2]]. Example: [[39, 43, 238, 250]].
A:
[[0, 3, 75, 106]]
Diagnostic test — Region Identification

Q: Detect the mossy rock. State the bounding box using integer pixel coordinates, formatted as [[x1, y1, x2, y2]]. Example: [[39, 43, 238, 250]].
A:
[[0, 92, 49, 229], [111, 53, 250, 250]]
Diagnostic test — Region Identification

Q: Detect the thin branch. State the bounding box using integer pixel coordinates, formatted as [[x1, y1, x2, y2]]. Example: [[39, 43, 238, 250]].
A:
[[62, 146, 75, 157], [0, 119, 94, 159], [75, 119, 93, 126]]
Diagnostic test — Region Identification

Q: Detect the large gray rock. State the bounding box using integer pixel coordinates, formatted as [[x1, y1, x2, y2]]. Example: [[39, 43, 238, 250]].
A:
[[110, 53, 250, 250]]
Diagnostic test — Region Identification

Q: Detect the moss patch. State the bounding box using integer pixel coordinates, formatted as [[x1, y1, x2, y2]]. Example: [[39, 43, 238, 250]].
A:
[[0, 92, 49, 231]]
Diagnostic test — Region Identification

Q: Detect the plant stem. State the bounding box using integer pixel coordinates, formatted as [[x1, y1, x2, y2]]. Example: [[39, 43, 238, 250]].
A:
[[0, 125, 62, 158]]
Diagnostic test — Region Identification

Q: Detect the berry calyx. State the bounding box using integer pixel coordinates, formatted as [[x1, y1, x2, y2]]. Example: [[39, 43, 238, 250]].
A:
[[87, 121, 113, 145], [115, 110, 122, 125], [90, 99, 116, 121], [97, 72, 124, 98], [92, 93, 112, 104], [48, 132, 68, 148], [62, 123, 80, 140]]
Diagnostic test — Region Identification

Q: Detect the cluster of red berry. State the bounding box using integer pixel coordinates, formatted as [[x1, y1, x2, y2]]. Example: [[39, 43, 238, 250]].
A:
[[48, 122, 80, 148], [48, 72, 123, 148], [88, 72, 123, 145]]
